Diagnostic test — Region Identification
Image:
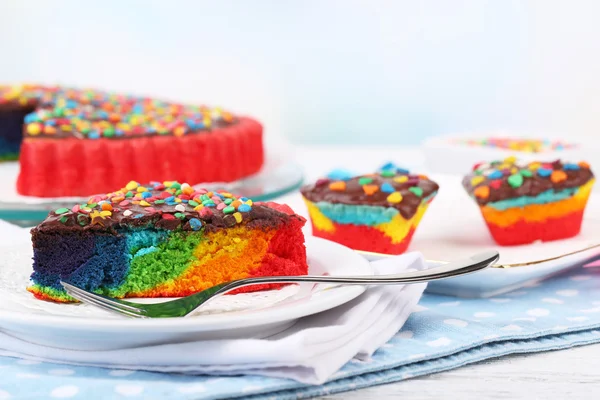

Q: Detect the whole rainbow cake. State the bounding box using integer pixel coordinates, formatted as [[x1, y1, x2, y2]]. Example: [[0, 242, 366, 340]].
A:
[[28, 180, 307, 303], [463, 157, 594, 246], [0, 84, 264, 197], [301, 168, 438, 254]]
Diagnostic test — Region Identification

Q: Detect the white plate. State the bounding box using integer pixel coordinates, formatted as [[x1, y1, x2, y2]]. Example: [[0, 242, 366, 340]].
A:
[[0, 236, 371, 351], [363, 174, 600, 297]]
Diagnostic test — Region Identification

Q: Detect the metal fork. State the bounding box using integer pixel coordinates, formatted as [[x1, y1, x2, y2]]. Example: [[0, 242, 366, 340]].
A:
[[60, 250, 499, 318]]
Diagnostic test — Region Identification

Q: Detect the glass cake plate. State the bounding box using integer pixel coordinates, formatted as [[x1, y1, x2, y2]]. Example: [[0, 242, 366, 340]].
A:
[[0, 154, 304, 226]]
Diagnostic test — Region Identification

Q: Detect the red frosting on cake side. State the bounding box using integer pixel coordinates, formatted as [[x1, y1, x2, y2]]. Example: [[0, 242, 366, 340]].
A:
[[16, 117, 263, 197]]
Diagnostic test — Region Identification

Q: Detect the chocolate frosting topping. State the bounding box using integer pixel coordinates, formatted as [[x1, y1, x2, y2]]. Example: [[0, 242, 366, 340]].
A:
[[463, 158, 594, 206], [300, 172, 439, 219], [33, 181, 302, 234]]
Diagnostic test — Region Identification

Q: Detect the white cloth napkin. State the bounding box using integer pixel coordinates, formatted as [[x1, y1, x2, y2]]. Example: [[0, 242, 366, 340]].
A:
[[0, 218, 427, 385]]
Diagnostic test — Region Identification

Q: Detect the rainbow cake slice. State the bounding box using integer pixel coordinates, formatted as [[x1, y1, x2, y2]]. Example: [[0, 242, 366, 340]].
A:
[[301, 168, 438, 254], [463, 157, 594, 246], [28, 181, 307, 303]]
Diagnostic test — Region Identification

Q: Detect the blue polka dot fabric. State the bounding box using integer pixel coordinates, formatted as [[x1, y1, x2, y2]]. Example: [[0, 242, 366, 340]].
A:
[[1, 267, 599, 400]]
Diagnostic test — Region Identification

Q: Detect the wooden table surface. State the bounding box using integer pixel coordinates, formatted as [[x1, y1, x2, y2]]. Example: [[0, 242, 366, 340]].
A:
[[324, 344, 600, 399]]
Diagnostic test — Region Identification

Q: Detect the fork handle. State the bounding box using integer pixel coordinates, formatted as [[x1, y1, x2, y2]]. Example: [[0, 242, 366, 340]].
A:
[[215, 250, 499, 294]]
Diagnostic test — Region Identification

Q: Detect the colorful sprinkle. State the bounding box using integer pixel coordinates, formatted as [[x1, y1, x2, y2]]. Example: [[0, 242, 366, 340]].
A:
[[233, 212, 243, 223], [474, 185, 490, 199], [54, 208, 69, 214], [519, 169, 533, 177], [487, 170, 503, 180], [189, 218, 202, 231], [470, 176, 485, 186], [358, 177, 373, 185], [537, 168, 552, 177], [386, 192, 403, 204], [563, 163, 580, 171], [380, 183, 395, 193], [551, 170, 567, 183], [393, 176, 409, 183], [489, 180, 502, 189], [362, 184, 379, 195], [408, 187, 423, 197], [507, 173, 524, 188], [326, 169, 354, 181], [329, 181, 346, 191], [238, 204, 252, 212]]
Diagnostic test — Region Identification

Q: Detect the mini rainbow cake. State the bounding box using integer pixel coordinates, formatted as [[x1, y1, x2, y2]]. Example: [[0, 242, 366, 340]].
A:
[[463, 157, 594, 246], [28, 181, 307, 303], [0, 84, 263, 197], [300, 168, 438, 254]]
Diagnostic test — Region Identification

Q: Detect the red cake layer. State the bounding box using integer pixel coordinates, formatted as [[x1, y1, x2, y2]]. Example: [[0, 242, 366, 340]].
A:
[[311, 222, 415, 254], [484, 210, 584, 246], [233, 207, 308, 294], [17, 117, 263, 197]]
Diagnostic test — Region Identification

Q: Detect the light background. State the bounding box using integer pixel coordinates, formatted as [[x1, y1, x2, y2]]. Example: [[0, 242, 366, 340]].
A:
[[1, 0, 599, 145]]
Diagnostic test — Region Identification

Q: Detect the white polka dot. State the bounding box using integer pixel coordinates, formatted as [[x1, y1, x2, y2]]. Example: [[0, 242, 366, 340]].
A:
[[115, 385, 144, 397], [177, 384, 206, 394], [109, 370, 135, 377], [513, 317, 536, 322], [439, 301, 461, 307], [580, 307, 600, 313], [413, 305, 428, 312], [570, 275, 591, 281], [501, 324, 523, 331], [0, 390, 10, 399], [567, 316, 590, 322], [483, 334, 500, 340], [557, 290, 579, 297], [552, 325, 568, 331], [16, 373, 40, 378], [592, 330, 600, 335], [408, 353, 426, 360], [474, 312, 495, 318], [381, 343, 394, 348], [542, 298, 564, 304], [427, 337, 452, 347], [49, 369, 75, 376], [396, 330, 414, 339], [402, 373, 414, 379], [50, 385, 79, 398], [527, 308, 550, 317], [16, 360, 40, 365], [489, 298, 511, 303], [444, 319, 468, 328]]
